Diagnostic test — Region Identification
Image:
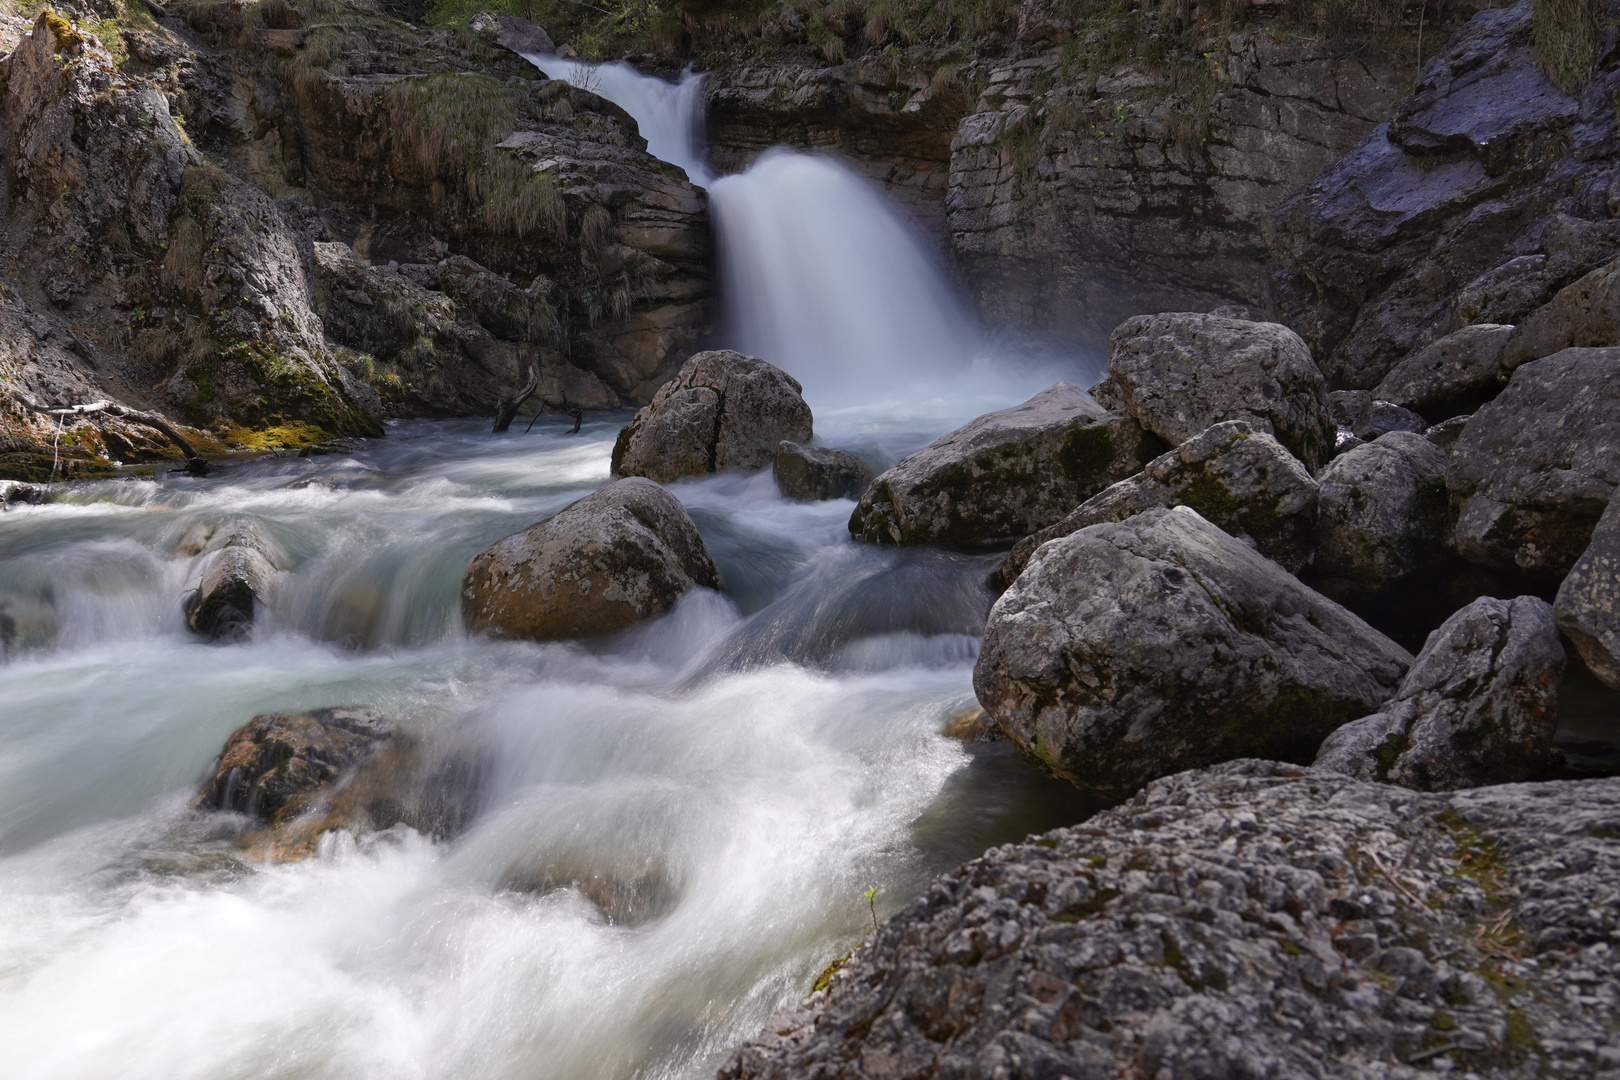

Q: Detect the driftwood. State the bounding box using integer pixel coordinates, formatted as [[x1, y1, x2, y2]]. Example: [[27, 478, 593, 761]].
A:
[[492, 361, 541, 434], [20, 397, 211, 475]]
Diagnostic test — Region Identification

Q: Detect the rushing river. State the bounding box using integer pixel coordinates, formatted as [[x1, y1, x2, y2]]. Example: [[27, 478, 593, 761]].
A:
[[0, 398, 1105, 1080]]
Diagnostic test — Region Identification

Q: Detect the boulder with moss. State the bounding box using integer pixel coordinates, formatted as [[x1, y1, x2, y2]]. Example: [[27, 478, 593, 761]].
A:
[[976, 507, 1412, 797], [850, 384, 1157, 548]]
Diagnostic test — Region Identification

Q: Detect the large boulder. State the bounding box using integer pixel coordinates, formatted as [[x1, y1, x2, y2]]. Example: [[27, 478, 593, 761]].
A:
[[197, 706, 398, 824], [1499, 256, 1620, 373], [1373, 323, 1514, 420], [849, 383, 1156, 548], [1555, 490, 1620, 690], [996, 421, 1318, 587], [773, 441, 874, 502], [1315, 431, 1453, 593], [975, 507, 1412, 797], [1315, 596, 1565, 789], [611, 351, 812, 483], [1108, 313, 1336, 471], [1446, 347, 1620, 576], [461, 477, 720, 641], [721, 761, 1620, 1080]]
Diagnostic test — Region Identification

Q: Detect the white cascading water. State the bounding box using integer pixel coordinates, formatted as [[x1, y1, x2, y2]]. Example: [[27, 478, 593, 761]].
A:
[[0, 56, 1103, 1080]]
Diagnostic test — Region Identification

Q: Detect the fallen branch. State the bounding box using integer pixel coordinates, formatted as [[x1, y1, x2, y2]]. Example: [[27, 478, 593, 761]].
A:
[[19, 397, 210, 475], [492, 361, 541, 434]]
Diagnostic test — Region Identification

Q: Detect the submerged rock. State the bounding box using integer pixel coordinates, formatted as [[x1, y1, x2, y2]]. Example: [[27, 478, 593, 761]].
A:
[[612, 351, 813, 483], [720, 760, 1620, 1080], [1373, 323, 1513, 420], [773, 441, 875, 502], [1556, 490, 1620, 690], [462, 477, 719, 641], [976, 507, 1411, 797], [1315, 596, 1565, 789], [996, 420, 1318, 586], [0, 480, 46, 508], [198, 706, 398, 824], [1447, 347, 1620, 576], [849, 383, 1155, 548], [1315, 431, 1453, 593], [1108, 313, 1336, 471], [179, 520, 284, 642]]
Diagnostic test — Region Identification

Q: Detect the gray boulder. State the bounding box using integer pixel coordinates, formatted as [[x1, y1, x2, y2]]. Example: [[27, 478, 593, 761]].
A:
[[1109, 313, 1336, 471], [975, 507, 1412, 797], [1499, 256, 1620, 373], [849, 383, 1155, 548], [721, 760, 1620, 1080], [1373, 323, 1513, 419], [1447, 347, 1620, 576], [1315, 431, 1453, 593], [1315, 596, 1565, 789], [996, 420, 1318, 587], [469, 12, 555, 55], [1555, 490, 1620, 690], [1328, 390, 1427, 443], [1424, 414, 1472, 451], [180, 520, 283, 642], [0, 480, 45, 508], [462, 477, 719, 641], [612, 351, 813, 483], [772, 441, 874, 502]]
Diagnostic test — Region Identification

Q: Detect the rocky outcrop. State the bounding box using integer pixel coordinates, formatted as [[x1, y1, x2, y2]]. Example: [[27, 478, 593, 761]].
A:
[[1556, 491, 1620, 690], [975, 507, 1412, 797], [1446, 348, 1620, 577], [1373, 323, 1514, 420], [1108, 313, 1336, 470], [1266, 3, 1619, 391], [773, 441, 875, 502], [722, 760, 1620, 1080], [849, 383, 1156, 548], [611, 351, 813, 483], [462, 477, 720, 641], [997, 421, 1318, 586], [949, 22, 1407, 345], [1315, 432, 1453, 594], [1315, 596, 1565, 789]]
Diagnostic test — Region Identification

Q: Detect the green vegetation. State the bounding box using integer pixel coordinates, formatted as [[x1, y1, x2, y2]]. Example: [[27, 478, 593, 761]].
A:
[[1532, 0, 1603, 92]]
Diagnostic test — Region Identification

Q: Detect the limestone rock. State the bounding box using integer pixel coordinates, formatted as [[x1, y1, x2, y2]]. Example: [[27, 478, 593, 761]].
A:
[[462, 477, 719, 641], [997, 421, 1318, 586], [1373, 323, 1514, 420], [721, 760, 1620, 1080], [197, 706, 398, 824], [1500, 255, 1620, 373], [849, 383, 1156, 548], [1328, 391, 1427, 444], [1555, 490, 1620, 690], [1315, 596, 1565, 789], [612, 351, 812, 483], [975, 507, 1412, 797], [1315, 431, 1453, 593], [773, 441, 874, 502], [1108, 313, 1336, 470], [1447, 347, 1620, 576]]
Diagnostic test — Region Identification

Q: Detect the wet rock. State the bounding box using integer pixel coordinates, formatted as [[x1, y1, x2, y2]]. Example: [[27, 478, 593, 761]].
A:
[[469, 12, 554, 56], [1109, 313, 1336, 471], [849, 383, 1156, 548], [197, 706, 398, 823], [1500, 255, 1620, 373], [1315, 432, 1453, 593], [1556, 491, 1620, 690], [180, 521, 284, 642], [722, 760, 1620, 1080], [462, 477, 720, 641], [773, 441, 874, 502], [1327, 390, 1427, 444], [612, 351, 813, 483], [997, 421, 1318, 586], [1315, 596, 1565, 788], [0, 480, 45, 508], [975, 507, 1412, 797], [1447, 347, 1620, 576], [1372, 324, 1514, 420]]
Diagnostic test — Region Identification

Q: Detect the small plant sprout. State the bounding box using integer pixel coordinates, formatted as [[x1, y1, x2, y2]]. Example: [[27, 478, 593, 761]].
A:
[[863, 885, 883, 933]]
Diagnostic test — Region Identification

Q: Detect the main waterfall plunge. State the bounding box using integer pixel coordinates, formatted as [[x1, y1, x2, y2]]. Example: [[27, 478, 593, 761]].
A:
[[0, 56, 1098, 1080]]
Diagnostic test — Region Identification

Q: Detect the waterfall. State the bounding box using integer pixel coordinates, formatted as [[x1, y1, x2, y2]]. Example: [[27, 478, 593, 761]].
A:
[[522, 57, 983, 409]]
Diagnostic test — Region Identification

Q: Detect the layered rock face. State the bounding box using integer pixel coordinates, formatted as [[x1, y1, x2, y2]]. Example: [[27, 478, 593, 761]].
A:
[[976, 507, 1412, 797], [611, 351, 813, 482], [723, 760, 1620, 1080], [850, 383, 1156, 547], [1315, 596, 1566, 789], [461, 477, 720, 641]]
